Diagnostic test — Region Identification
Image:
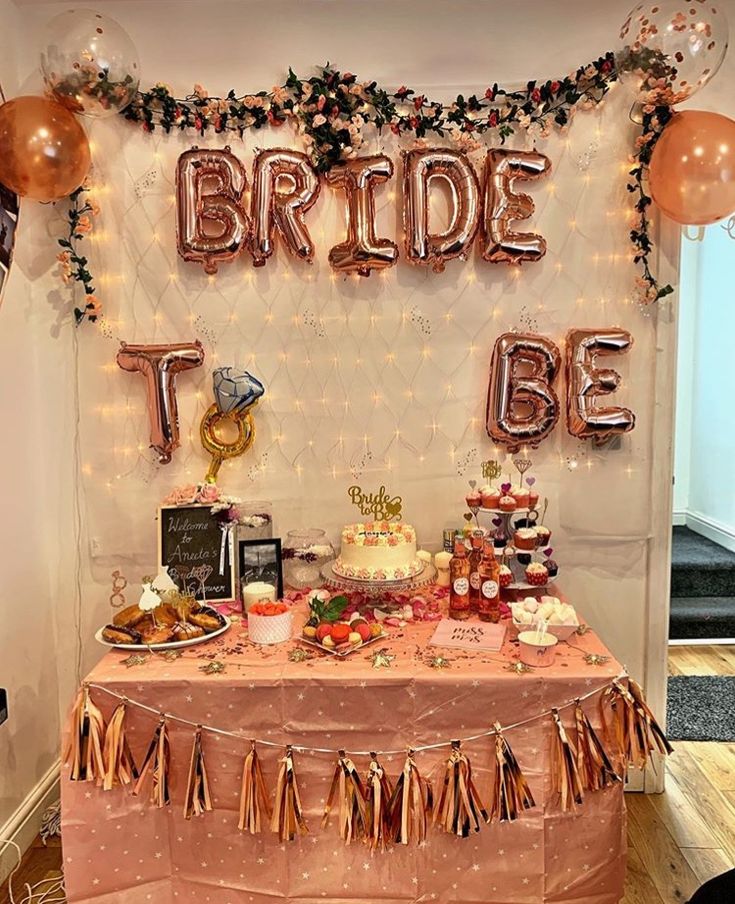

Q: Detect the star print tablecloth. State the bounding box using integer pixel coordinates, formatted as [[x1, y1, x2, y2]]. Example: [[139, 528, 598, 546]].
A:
[[61, 618, 626, 904]]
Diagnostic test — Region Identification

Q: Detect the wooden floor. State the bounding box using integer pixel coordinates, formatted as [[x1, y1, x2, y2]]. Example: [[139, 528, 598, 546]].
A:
[[2, 645, 733, 904]]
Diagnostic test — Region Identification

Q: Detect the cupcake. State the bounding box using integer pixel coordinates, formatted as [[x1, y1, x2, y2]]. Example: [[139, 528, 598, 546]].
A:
[[511, 485, 530, 507], [466, 489, 482, 509], [528, 488, 539, 508], [480, 485, 500, 509], [514, 528, 537, 550], [525, 562, 549, 587], [499, 495, 517, 512], [499, 564, 513, 588], [534, 525, 551, 546], [543, 557, 559, 578]]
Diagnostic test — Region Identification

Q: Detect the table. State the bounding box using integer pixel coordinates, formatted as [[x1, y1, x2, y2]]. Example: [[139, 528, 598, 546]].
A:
[[62, 617, 627, 904]]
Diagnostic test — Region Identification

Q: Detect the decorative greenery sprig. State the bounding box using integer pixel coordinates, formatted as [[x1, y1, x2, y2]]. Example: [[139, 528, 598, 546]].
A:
[[57, 182, 101, 324]]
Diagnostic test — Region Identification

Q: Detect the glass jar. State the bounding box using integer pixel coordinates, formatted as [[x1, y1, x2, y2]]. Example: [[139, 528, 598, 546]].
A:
[[282, 528, 336, 590]]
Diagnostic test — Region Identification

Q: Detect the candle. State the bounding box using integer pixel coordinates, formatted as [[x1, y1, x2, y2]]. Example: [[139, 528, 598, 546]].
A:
[[435, 551, 452, 587], [416, 549, 433, 567], [242, 581, 276, 610]]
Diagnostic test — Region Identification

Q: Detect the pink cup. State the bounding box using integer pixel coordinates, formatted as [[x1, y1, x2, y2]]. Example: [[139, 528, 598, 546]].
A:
[[518, 630, 558, 668]]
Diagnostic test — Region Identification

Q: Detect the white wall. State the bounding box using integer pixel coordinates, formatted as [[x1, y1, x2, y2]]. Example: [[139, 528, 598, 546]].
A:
[[0, 0, 680, 861]]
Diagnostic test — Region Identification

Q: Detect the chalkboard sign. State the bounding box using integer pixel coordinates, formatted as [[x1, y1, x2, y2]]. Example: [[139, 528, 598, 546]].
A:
[[158, 505, 237, 603]]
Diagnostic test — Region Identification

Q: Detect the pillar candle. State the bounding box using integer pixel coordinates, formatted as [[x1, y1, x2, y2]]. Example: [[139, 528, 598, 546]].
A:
[[242, 581, 276, 610], [435, 551, 452, 587]]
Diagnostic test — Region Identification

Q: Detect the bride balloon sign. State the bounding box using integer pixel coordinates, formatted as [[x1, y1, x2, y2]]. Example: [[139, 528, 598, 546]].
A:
[[174, 145, 551, 276]]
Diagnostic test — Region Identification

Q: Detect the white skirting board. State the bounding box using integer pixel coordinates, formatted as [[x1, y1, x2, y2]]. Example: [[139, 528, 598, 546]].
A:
[[685, 510, 735, 554], [0, 761, 60, 883]]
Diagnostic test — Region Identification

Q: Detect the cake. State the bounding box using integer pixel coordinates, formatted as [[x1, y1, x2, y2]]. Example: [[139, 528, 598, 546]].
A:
[[333, 522, 422, 580]]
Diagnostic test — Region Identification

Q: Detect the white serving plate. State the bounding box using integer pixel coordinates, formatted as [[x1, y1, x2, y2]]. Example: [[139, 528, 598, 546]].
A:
[[298, 632, 387, 658], [96, 615, 231, 651]]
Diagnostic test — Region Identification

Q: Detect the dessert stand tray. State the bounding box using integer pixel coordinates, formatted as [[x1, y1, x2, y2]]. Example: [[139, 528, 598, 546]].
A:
[[96, 616, 232, 651], [298, 633, 388, 658], [321, 562, 437, 597]]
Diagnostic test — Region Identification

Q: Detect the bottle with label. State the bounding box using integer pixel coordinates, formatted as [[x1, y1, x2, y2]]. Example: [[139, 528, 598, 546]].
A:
[[449, 539, 471, 620], [468, 531, 484, 613], [477, 540, 501, 623]]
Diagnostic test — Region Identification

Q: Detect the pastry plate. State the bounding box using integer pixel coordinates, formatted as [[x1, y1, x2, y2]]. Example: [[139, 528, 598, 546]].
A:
[[298, 633, 388, 658], [95, 615, 232, 651]]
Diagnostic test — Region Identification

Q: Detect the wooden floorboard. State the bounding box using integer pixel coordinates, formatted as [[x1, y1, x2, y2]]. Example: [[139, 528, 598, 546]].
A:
[[2, 646, 733, 903]]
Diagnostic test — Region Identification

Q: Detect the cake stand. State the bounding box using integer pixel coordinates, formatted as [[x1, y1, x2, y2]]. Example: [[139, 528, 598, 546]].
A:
[[320, 562, 437, 600]]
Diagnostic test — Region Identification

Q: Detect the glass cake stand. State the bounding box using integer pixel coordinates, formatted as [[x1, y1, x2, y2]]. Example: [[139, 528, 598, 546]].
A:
[[320, 562, 437, 600]]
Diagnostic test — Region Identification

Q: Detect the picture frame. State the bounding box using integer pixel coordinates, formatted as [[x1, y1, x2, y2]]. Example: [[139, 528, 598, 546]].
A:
[[238, 537, 284, 599], [158, 504, 238, 604]]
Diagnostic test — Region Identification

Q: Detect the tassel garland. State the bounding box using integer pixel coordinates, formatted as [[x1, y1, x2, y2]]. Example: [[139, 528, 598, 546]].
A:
[[551, 709, 584, 812], [64, 687, 106, 784], [183, 727, 213, 819], [364, 753, 393, 851], [103, 702, 138, 791], [133, 717, 171, 808], [239, 741, 271, 834], [322, 750, 367, 844], [603, 679, 673, 771], [433, 740, 488, 837], [574, 701, 621, 791], [271, 745, 309, 842], [488, 723, 536, 823], [389, 750, 432, 846]]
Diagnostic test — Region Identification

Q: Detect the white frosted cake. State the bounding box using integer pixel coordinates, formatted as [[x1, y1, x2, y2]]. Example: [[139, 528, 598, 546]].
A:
[[333, 522, 422, 580]]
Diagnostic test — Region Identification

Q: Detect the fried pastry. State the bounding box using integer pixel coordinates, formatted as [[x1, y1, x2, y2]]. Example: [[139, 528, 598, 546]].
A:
[[112, 604, 149, 629], [188, 609, 223, 633], [156, 604, 179, 627], [173, 622, 205, 641], [102, 625, 141, 645], [138, 624, 175, 646]]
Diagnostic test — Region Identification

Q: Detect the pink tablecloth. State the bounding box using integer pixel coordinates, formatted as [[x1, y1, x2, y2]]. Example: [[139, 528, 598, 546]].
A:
[[62, 617, 626, 904]]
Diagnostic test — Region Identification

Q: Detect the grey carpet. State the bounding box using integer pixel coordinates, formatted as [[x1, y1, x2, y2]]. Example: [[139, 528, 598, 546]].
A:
[[670, 528, 735, 640], [667, 675, 735, 741]]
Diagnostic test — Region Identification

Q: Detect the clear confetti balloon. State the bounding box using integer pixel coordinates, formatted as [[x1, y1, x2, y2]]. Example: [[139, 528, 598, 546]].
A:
[[618, 1, 729, 101], [40, 9, 140, 118]]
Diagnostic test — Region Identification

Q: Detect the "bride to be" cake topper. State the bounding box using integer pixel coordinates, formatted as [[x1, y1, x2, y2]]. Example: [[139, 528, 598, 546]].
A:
[[348, 485, 402, 522]]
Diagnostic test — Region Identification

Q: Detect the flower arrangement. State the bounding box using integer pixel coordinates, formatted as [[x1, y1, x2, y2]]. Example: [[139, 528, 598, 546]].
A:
[[56, 181, 102, 324]]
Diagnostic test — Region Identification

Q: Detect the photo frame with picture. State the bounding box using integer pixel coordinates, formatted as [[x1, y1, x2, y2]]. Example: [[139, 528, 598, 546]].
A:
[[238, 538, 284, 598]]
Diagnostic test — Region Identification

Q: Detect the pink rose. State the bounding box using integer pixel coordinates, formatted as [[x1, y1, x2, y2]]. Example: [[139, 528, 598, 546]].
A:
[[198, 484, 221, 504], [163, 484, 198, 506]]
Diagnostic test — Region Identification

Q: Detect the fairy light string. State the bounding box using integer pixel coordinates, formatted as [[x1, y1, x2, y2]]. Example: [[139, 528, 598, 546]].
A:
[[85, 672, 626, 758]]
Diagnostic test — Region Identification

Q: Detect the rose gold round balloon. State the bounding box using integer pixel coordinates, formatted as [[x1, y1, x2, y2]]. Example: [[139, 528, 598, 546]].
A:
[[649, 110, 735, 225], [0, 96, 91, 202]]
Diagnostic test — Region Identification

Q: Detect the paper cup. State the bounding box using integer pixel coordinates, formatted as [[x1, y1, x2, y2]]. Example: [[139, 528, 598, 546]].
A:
[[518, 630, 558, 667]]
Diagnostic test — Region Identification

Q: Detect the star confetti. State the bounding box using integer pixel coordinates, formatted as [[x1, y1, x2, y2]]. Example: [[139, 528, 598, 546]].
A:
[[199, 661, 226, 675], [120, 654, 149, 668], [159, 650, 183, 662], [584, 653, 609, 667], [288, 648, 314, 663], [370, 648, 395, 670], [576, 624, 591, 636], [427, 655, 451, 669], [505, 661, 533, 674]]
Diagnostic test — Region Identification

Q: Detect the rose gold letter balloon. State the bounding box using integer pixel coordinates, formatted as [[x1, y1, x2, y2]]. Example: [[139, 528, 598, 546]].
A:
[[566, 328, 635, 444], [649, 111, 735, 226], [175, 147, 249, 275], [116, 341, 205, 464], [486, 332, 561, 451], [250, 148, 320, 266], [0, 96, 91, 202], [481, 149, 551, 264], [326, 154, 398, 276], [403, 148, 481, 272]]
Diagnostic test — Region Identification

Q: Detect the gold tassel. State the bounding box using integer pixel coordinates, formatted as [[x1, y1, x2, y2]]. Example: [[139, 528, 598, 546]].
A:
[[103, 702, 138, 791], [64, 687, 106, 784], [551, 709, 584, 812], [239, 741, 271, 834], [603, 678, 673, 770], [488, 723, 535, 823], [271, 745, 308, 842], [322, 749, 367, 844], [389, 749, 432, 846], [133, 717, 171, 808], [183, 726, 213, 819], [364, 753, 393, 851], [432, 740, 488, 838], [574, 700, 621, 791]]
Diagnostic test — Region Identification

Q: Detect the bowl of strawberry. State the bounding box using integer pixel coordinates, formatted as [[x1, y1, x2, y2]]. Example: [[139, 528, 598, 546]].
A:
[[247, 601, 294, 645]]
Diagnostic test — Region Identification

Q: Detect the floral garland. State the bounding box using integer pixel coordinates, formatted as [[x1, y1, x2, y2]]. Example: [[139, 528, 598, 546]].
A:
[[57, 181, 102, 324], [62, 53, 678, 324]]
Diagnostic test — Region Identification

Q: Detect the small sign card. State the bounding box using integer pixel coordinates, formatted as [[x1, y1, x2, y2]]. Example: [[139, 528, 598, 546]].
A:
[[429, 619, 506, 653]]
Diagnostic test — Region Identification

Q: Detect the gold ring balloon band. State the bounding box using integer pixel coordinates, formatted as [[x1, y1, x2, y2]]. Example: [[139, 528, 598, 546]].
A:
[[200, 403, 257, 483]]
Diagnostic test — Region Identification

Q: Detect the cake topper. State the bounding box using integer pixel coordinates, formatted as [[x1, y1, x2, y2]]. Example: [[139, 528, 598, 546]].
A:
[[481, 460, 503, 481], [348, 485, 402, 521]]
